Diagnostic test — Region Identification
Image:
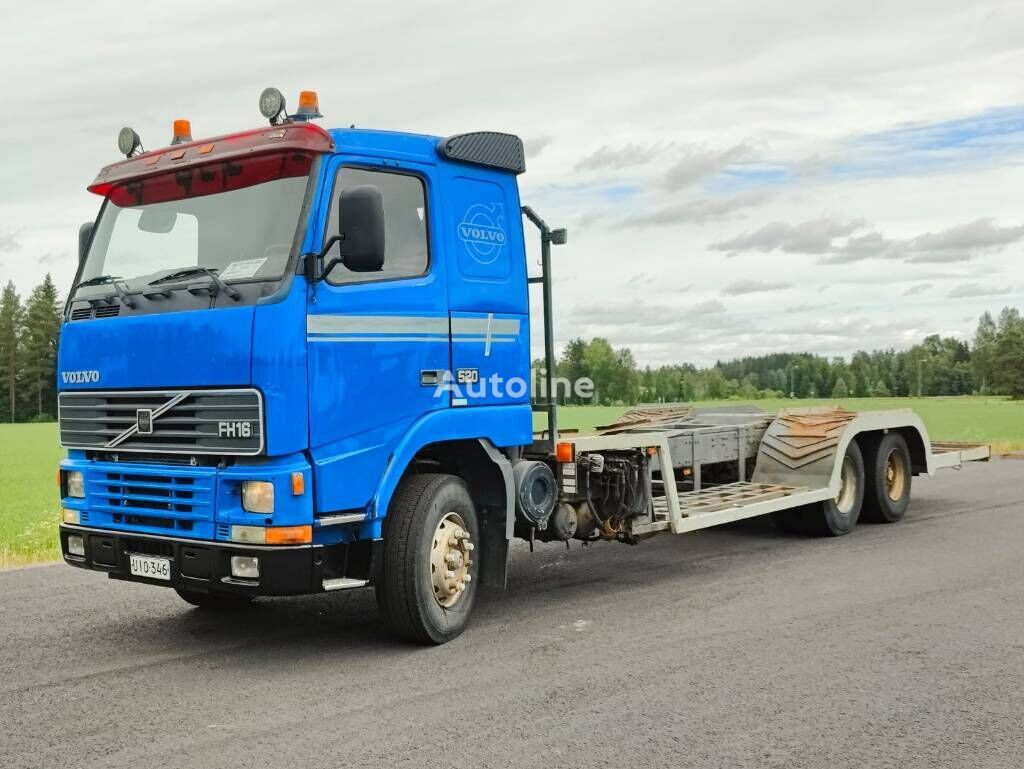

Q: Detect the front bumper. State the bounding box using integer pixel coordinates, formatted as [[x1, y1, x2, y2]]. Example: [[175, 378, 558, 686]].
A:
[[60, 524, 324, 597]]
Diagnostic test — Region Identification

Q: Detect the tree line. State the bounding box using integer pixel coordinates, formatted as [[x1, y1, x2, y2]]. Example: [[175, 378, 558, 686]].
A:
[[549, 307, 1024, 405], [0, 276, 62, 422]]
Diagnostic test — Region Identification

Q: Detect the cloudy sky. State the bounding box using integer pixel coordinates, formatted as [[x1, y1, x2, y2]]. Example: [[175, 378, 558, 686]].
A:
[[2, 0, 1024, 366]]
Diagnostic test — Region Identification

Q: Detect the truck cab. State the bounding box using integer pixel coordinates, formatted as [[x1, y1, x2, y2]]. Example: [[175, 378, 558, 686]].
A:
[[59, 91, 543, 642]]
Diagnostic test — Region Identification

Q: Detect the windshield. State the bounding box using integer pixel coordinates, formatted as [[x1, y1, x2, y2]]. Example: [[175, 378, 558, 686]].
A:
[[76, 152, 312, 296]]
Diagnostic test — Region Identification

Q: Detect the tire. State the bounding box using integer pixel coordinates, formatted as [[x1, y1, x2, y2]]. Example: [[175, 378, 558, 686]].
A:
[[376, 473, 481, 644], [175, 588, 253, 609], [772, 440, 865, 537], [861, 433, 912, 523]]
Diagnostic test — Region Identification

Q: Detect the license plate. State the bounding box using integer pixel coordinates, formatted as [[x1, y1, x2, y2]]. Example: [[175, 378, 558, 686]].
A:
[[129, 553, 172, 581]]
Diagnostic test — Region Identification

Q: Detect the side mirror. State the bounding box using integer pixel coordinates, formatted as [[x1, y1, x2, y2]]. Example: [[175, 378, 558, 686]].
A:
[[306, 185, 386, 283], [336, 185, 385, 272], [78, 222, 94, 265]]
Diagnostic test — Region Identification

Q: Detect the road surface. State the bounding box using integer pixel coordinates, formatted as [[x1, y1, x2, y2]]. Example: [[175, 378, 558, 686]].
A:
[[2, 459, 1023, 768]]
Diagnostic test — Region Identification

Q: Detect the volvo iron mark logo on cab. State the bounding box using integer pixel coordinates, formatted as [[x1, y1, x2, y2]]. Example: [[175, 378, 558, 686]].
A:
[[458, 203, 506, 264]]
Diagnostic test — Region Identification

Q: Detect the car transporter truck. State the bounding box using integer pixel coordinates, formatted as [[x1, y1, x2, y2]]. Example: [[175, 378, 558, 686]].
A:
[[56, 89, 990, 643]]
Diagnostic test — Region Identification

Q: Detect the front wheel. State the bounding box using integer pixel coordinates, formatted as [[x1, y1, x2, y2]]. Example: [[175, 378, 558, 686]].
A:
[[376, 473, 480, 644]]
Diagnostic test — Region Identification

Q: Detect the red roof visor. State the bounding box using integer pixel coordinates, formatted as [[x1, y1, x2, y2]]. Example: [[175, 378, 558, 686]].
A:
[[89, 122, 334, 196]]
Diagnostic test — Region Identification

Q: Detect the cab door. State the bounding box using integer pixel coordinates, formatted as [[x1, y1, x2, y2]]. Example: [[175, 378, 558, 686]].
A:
[[307, 157, 448, 512]]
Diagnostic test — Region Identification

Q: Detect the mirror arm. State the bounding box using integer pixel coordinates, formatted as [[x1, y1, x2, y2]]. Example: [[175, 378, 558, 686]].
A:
[[303, 234, 343, 283]]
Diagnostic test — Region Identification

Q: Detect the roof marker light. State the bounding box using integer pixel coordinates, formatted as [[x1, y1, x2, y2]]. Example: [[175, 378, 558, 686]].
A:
[[259, 87, 287, 124], [117, 127, 143, 158], [293, 90, 323, 121], [170, 119, 192, 145]]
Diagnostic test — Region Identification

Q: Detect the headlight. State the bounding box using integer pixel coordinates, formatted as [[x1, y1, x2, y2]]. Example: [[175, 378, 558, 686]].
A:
[[66, 471, 85, 498], [241, 481, 274, 513]]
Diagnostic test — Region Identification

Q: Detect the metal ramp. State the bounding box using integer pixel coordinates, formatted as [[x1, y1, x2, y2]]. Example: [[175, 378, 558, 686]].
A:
[[929, 442, 991, 468], [635, 480, 833, 535]]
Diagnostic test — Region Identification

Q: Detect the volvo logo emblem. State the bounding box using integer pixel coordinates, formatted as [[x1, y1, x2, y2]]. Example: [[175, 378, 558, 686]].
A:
[[61, 370, 100, 384], [136, 409, 154, 435], [105, 392, 189, 449], [457, 203, 506, 264]]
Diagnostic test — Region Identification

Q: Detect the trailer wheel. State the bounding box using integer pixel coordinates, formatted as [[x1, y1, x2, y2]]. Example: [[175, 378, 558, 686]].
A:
[[174, 588, 252, 609], [773, 440, 865, 536], [376, 473, 480, 644], [861, 433, 912, 523]]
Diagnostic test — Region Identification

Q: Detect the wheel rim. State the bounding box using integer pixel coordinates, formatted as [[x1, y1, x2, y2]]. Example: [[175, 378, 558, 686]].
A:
[[429, 512, 474, 609], [835, 455, 857, 515], [885, 449, 908, 502]]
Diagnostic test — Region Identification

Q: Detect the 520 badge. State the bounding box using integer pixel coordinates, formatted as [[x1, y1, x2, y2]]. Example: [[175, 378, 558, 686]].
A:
[[455, 368, 479, 385]]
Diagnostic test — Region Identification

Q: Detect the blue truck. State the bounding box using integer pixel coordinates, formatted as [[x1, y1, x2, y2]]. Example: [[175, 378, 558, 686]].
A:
[[57, 89, 989, 643]]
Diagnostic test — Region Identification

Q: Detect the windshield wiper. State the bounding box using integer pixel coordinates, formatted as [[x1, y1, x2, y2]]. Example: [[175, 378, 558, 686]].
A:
[[76, 274, 121, 288], [148, 267, 240, 300], [75, 275, 136, 308]]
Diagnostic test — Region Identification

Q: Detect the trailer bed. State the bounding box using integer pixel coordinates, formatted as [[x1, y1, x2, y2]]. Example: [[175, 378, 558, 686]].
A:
[[562, 406, 990, 538]]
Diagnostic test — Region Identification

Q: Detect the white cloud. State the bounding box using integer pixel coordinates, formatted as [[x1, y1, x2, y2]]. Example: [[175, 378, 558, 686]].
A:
[[946, 283, 1015, 298], [721, 279, 793, 296], [661, 143, 754, 190], [711, 217, 866, 255]]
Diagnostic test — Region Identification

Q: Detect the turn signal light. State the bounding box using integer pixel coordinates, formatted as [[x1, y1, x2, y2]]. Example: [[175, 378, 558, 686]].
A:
[[170, 119, 193, 145], [265, 525, 312, 545], [291, 472, 305, 496], [555, 441, 575, 463]]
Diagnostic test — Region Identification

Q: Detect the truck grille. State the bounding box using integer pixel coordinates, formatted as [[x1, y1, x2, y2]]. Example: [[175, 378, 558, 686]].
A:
[[58, 389, 264, 456], [88, 469, 215, 534]]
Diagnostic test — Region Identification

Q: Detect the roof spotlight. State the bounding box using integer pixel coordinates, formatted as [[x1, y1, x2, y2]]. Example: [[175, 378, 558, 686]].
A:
[[117, 126, 143, 158], [259, 87, 287, 124]]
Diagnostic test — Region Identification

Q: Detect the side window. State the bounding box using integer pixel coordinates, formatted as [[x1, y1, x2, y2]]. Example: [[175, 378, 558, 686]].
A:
[[325, 167, 429, 284]]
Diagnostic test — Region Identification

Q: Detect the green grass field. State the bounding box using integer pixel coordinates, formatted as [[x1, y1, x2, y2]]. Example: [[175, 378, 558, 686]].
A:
[[2, 396, 1021, 567], [1, 423, 64, 569]]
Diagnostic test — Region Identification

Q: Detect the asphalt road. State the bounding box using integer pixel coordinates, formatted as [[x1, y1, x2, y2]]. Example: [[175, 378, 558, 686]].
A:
[[3, 459, 1023, 769]]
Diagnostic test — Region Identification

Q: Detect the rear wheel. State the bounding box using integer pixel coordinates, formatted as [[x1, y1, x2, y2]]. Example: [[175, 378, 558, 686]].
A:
[[862, 433, 912, 523], [376, 473, 480, 644], [773, 440, 865, 536], [175, 588, 252, 609]]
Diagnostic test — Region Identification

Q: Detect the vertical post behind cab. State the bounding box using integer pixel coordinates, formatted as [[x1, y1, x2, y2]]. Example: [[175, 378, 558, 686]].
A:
[[521, 206, 566, 453]]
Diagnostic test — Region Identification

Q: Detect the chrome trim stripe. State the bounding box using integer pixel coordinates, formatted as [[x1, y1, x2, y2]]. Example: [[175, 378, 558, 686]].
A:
[[306, 314, 521, 336], [316, 512, 368, 526], [308, 336, 449, 343], [307, 315, 450, 335], [452, 317, 520, 335], [307, 336, 516, 344]]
